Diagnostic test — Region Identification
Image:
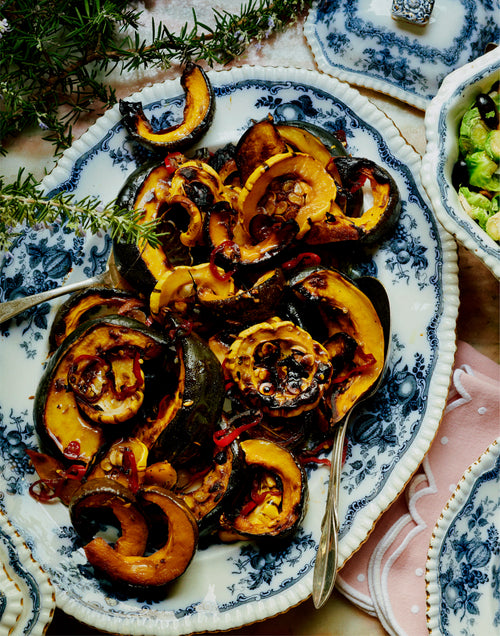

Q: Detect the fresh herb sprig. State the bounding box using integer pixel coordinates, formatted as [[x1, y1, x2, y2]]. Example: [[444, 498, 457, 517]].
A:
[[0, 171, 161, 253], [0, 0, 312, 250]]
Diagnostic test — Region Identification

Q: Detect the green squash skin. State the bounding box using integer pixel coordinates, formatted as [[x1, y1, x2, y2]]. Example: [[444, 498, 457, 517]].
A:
[[33, 315, 171, 464], [112, 160, 163, 293], [147, 326, 226, 467]]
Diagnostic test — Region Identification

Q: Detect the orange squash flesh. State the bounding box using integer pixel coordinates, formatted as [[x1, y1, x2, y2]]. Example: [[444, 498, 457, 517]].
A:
[[83, 487, 198, 587]]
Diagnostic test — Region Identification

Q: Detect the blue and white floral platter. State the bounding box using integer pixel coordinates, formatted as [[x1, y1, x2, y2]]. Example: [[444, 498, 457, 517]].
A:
[[0, 509, 55, 635], [0, 66, 458, 635], [304, 0, 500, 110], [426, 439, 500, 635], [421, 48, 500, 279]]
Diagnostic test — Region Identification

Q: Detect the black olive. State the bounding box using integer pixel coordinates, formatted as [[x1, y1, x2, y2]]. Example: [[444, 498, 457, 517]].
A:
[[451, 159, 469, 191], [476, 93, 499, 130]]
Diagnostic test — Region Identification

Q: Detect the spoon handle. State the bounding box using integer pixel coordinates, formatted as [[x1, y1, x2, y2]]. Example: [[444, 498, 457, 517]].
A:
[[0, 274, 104, 324], [312, 418, 347, 609]]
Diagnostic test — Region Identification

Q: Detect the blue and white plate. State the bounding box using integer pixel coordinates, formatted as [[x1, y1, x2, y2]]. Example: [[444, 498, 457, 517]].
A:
[[304, 0, 499, 110], [0, 66, 458, 635], [426, 439, 500, 635], [0, 509, 55, 635]]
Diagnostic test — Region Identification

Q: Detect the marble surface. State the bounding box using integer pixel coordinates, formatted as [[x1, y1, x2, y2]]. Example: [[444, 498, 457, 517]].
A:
[[1, 3, 498, 634]]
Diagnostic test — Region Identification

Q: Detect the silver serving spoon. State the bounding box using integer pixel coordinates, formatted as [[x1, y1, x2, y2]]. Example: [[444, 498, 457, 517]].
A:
[[312, 276, 391, 610], [0, 252, 126, 325]]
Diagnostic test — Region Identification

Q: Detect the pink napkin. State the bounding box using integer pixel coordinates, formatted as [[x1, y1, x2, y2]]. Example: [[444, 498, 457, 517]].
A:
[[336, 340, 500, 636]]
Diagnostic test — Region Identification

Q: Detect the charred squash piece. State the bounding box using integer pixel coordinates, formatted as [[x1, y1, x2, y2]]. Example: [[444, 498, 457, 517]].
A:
[[238, 151, 337, 239], [225, 317, 332, 417], [235, 118, 288, 185], [135, 322, 225, 467], [113, 161, 176, 292], [289, 267, 385, 424], [149, 263, 236, 320], [220, 438, 307, 540], [49, 287, 147, 352], [205, 200, 299, 269], [327, 156, 401, 242], [199, 268, 286, 323], [33, 316, 169, 464], [176, 432, 245, 536], [80, 485, 198, 587], [275, 121, 346, 167], [70, 478, 148, 556], [119, 62, 215, 152]]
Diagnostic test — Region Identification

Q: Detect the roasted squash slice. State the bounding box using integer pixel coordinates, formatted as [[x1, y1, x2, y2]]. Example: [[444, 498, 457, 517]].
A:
[[33, 316, 169, 464], [289, 267, 385, 424], [225, 317, 332, 417], [80, 485, 198, 587], [220, 438, 307, 540], [276, 121, 346, 167], [119, 62, 215, 152], [70, 478, 149, 556], [238, 151, 337, 239], [49, 287, 146, 352], [327, 156, 401, 243], [235, 118, 288, 185]]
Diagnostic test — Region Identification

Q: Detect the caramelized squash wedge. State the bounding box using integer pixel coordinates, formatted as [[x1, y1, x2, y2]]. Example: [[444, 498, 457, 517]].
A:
[[69, 478, 149, 556], [80, 485, 198, 588], [135, 320, 225, 466], [235, 118, 288, 185], [220, 438, 307, 540], [327, 156, 401, 243], [289, 267, 385, 424], [225, 317, 332, 417], [49, 287, 147, 352], [119, 62, 215, 152], [238, 151, 337, 239], [33, 316, 169, 464]]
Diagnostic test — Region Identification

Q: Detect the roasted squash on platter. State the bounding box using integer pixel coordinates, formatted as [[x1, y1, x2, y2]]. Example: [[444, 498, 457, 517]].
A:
[[28, 64, 397, 595]]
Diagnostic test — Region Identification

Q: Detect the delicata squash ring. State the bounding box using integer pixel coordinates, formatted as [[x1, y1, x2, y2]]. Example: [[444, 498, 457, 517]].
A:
[[238, 151, 338, 240], [225, 317, 332, 417]]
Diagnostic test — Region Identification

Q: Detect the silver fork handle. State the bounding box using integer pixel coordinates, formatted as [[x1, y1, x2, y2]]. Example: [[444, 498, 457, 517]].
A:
[[312, 419, 347, 609], [0, 275, 103, 324]]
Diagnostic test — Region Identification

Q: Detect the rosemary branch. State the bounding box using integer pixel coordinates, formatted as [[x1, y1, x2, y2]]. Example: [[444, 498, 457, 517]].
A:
[[0, 0, 312, 251], [0, 171, 161, 253]]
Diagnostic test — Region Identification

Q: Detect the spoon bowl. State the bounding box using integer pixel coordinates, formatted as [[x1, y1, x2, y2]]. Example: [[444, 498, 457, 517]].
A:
[[0, 251, 127, 325], [312, 275, 391, 609]]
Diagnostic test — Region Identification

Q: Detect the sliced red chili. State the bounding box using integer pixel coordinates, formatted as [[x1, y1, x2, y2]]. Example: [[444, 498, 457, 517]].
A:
[[112, 350, 143, 400], [122, 447, 139, 494], [282, 252, 322, 271], [29, 478, 62, 502], [213, 412, 263, 447], [240, 488, 282, 516], [164, 152, 184, 177], [209, 241, 238, 281]]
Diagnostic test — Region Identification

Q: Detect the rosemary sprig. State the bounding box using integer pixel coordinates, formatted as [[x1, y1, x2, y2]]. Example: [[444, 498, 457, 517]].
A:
[[0, 0, 312, 251], [0, 171, 161, 253]]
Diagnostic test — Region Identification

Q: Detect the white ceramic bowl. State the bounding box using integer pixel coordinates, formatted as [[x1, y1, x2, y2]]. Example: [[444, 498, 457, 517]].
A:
[[421, 48, 500, 279]]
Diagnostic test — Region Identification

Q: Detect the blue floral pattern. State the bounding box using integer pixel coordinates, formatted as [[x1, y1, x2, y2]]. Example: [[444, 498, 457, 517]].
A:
[[428, 442, 500, 634], [305, 0, 500, 109], [0, 67, 457, 635]]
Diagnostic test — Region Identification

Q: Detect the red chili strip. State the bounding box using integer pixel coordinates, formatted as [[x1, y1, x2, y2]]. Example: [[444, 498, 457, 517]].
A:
[[112, 351, 143, 400], [299, 456, 331, 467], [164, 152, 184, 177], [281, 252, 321, 271], [64, 464, 87, 481], [213, 412, 263, 447], [209, 241, 238, 281], [122, 447, 139, 494], [240, 488, 282, 517], [29, 478, 62, 502]]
